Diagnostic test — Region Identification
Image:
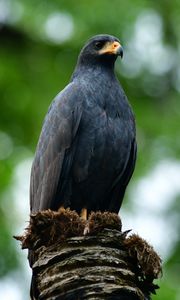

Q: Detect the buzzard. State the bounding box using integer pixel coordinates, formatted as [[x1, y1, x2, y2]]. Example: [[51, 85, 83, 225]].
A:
[[30, 34, 137, 221]]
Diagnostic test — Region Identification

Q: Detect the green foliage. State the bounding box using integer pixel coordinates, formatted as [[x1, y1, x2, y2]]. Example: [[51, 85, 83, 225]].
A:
[[0, 207, 19, 276]]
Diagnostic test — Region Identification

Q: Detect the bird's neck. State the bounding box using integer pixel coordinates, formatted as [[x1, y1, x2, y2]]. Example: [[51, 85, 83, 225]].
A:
[[71, 62, 116, 83]]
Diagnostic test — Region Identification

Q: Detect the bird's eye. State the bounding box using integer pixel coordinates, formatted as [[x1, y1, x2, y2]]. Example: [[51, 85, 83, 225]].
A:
[[94, 41, 105, 50]]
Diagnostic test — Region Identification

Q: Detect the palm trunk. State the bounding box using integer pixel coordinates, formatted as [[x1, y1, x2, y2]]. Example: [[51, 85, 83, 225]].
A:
[[15, 210, 162, 300]]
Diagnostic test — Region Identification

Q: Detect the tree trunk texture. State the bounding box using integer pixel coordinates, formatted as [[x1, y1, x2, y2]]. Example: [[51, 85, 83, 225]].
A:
[[15, 209, 162, 300]]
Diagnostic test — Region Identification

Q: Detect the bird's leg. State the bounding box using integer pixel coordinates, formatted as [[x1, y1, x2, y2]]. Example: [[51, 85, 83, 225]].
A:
[[80, 208, 87, 221], [81, 208, 90, 235], [58, 205, 65, 212]]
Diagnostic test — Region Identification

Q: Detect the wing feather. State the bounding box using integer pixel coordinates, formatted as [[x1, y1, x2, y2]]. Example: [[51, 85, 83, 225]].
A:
[[30, 83, 83, 212]]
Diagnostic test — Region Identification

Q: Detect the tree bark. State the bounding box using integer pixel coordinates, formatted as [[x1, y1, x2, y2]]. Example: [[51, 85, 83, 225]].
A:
[[15, 210, 162, 300]]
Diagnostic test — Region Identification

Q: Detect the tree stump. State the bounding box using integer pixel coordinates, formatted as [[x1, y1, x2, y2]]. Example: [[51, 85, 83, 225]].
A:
[[15, 209, 162, 300]]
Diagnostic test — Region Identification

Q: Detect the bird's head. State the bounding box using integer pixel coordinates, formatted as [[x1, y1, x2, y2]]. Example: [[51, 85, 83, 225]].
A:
[[77, 34, 123, 68]]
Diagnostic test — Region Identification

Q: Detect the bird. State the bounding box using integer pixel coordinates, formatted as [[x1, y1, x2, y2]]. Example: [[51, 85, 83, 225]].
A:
[[30, 34, 137, 221]]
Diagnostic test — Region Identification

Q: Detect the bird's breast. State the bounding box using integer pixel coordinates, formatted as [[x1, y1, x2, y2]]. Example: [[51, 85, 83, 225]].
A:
[[72, 100, 133, 183]]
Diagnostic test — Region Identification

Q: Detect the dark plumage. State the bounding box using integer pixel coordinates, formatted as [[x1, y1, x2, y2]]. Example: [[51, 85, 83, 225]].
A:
[[30, 34, 136, 217]]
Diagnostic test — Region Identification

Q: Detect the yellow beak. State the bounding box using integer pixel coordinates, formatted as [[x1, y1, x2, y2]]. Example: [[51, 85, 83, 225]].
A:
[[99, 41, 123, 57]]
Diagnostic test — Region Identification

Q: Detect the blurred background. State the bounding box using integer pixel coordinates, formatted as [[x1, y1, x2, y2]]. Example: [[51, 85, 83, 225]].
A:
[[0, 0, 180, 299]]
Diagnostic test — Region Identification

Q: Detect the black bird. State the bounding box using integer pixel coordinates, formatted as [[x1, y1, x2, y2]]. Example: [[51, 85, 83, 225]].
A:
[[30, 34, 137, 220]]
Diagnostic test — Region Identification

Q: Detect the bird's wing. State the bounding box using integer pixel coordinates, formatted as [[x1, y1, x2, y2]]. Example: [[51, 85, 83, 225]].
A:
[[112, 137, 137, 190], [107, 138, 137, 212], [30, 83, 83, 213], [122, 138, 137, 186]]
